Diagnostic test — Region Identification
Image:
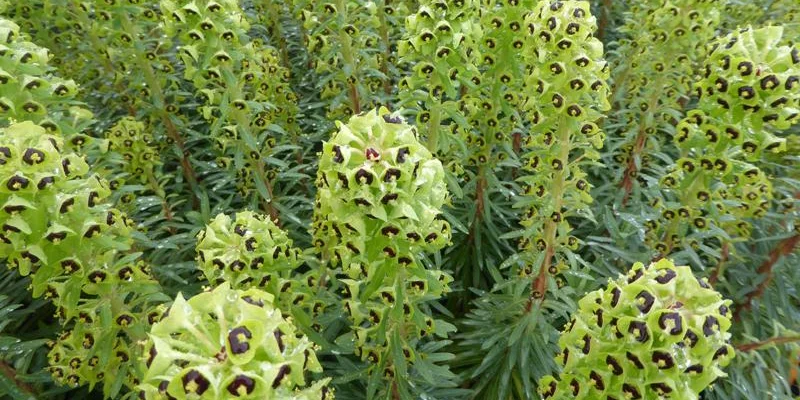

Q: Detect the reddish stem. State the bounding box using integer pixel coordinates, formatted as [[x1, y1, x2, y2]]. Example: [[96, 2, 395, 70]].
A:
[[736, 335, 800, 352], [0, 361, 37, 397], [620, 127, 648, 206], [734, 233, 800, 321], [349, 82, 361, 115], [708, 241, 729, 286], [525, 246, 553, 312]]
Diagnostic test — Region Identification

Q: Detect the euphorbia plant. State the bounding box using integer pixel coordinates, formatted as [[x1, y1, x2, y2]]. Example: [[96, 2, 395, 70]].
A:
[[2, 2, 799, 399], [0, 19, 166, 395], [161, 0, 299, 214], [313, 107, 457, 398], [296, 0, 406, 118], [518, 0, 609, 298], [397, 0, 482, 165]]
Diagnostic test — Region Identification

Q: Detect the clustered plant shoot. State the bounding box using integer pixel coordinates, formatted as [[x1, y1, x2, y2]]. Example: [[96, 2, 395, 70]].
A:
[[0, 1, 798, 399]]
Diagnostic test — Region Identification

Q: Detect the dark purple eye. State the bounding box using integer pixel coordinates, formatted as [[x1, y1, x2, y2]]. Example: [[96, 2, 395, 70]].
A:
[[6, 175, 29, 191], [228, 326, 252, 354], [703, 316, 719, 336], [332, 145, 344, 163], [652, 351, 675, 369], [274, 329, 285, 352], [626, 351, 644, 369], [355, 168, 374, 185], [182, 370, 210, 395], [636, 290, 655, 314], [658, 312, 683, 335], [655, 269, 676, 284], [396, 147, 410, 163], [22, 148, 45, 165], [271, 364, 291, 388], [227, 374, 255, 396], [383, 115, 402, 124], [610, 287, 621, 307], [628, 321, 649, 343], [606, 355, 623, 375]]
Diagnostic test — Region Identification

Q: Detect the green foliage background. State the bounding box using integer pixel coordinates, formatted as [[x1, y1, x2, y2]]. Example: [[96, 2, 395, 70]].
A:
[[0, 0, 798, 399]]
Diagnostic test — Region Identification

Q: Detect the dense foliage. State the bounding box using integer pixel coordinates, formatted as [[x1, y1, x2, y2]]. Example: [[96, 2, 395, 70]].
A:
[[0, 1, 798, 399]]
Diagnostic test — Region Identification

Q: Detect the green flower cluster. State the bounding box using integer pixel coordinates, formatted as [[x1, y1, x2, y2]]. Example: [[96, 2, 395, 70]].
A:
[[297, 0, 408, 118], [648, 26, 799, 254], [197, 211, 301, 289], [139, 283, 333, 399], [313, 107, 453, 389], [610, 0, 721, 198], [196, 211, 311, 303], [0, 17, 90, 143], [104, 117, 161, 185], [517, 0, 608, 284], [314, 108, 450, 271], [397, 0, 482, 164], [539, 259, 734, 400], [1, 121, 164, 394], [161, 0, 298, 199], [457, 0, 535, 168]]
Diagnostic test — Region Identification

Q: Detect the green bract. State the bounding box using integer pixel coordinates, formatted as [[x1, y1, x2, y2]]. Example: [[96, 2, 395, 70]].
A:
[[139, 283, 332, 399], [540, 259, 734, 400]]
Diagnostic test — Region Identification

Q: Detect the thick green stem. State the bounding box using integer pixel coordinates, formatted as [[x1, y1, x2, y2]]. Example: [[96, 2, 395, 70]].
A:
[[426, 105, 443, 154]]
